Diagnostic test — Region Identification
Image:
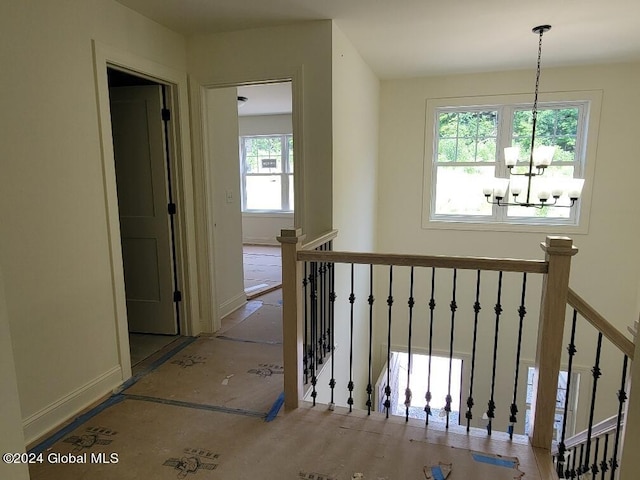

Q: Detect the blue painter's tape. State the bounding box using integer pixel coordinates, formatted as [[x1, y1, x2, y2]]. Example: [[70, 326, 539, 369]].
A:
[[30, 337, 199, 455], [29, 394, 126, 455], [265, 392, 285, 422], [472, 452, 517, 468], [430, 466, 445, 480]]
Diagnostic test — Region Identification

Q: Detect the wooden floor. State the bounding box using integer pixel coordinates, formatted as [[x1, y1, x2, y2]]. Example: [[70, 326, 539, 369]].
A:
[[243, 244, 282, 299], [27, 286, 553, 480]]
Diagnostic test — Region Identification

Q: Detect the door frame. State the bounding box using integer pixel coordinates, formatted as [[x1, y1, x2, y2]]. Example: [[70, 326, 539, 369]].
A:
[[92, 40, 199, 380], [191, 71, 304, 333]]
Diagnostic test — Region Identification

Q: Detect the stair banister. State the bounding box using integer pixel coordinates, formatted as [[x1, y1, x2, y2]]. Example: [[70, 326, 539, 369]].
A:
[[530, 236, 578, 450], [620, 336, 640, 480]]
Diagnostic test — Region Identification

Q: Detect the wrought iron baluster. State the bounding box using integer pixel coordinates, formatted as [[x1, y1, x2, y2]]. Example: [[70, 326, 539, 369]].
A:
[[303, 262, 309, 385], [577, 443, 585, 477], [425, 267, 436, 425], [405, 267, 415, 422], [347, 263, 355, 412], [610, 355, 628, 479], [591, 436, 600, 477], [445, 269, 457, 428], [309, 262, 318, 405], [329, 261, 335, 355], [328, 259, 336, 410], [323, 244, 330, 357], [466, 270, 481, 432], [366, 264, 374, 415], [584, 332, 603, 474], [600, 433, 609, 480], [557, 310, 578, 476], [319, 249, 326, 360], [384, 265, 394, 418], [568, 446, 577, 479], [326, 245, 332, 357], [509, 273, 527, 439], [486, 271, 504, 435]]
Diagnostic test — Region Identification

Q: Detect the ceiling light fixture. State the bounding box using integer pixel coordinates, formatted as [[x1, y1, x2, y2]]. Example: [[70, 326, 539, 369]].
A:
[[484, 25, 584, 209]]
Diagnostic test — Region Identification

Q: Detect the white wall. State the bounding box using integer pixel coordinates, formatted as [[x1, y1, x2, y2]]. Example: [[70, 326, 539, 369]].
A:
[[0, 268, 29, 480], [325, 23, 380, 409], [238, 114, 292, 136], [378, 63, 640, 325], [188, 21, 334, 240], [239, 114, 295, 244], [205, 88, 246, 318], [374, 62, 640, 432], [242, 214, 294, 245], [0, 0, 188, 444]]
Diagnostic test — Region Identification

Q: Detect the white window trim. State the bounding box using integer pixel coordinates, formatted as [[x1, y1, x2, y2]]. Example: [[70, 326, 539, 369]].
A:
[[240, 134, 294, 213], [522, 360, 592, 440], [422, 91, 602, 234], [378, 344, 471, 424]]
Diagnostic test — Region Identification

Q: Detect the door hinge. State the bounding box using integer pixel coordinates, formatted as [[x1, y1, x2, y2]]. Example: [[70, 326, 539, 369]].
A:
[[173, 290, 182, 302], [162, 108, 171, 121], [168, 203, 177, 215]]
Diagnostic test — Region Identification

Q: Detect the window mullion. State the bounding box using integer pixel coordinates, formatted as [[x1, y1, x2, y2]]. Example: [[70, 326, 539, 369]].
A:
[[240, 137, 248, 211], [495, 105, 514, 223], [281, 135, 288, 210]]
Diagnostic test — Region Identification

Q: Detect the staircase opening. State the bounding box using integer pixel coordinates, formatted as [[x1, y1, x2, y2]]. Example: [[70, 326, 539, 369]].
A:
[[377, 351, 463, 423]]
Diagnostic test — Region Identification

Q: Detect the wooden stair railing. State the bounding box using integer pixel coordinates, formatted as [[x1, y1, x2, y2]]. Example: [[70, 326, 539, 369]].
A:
[[280, 231, 580, 454], [566, 289, 635, 360], [551, 414, 622, 456], [551, 288, 635, 479]]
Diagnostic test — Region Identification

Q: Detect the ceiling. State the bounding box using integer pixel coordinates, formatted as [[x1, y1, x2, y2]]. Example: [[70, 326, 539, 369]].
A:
[[115, 0, 640, 79], [237, 82, 292, 117]]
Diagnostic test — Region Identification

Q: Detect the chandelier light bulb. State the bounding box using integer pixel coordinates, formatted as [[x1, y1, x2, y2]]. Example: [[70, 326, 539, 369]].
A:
[[532, 145, 555, 167], [504, 146, 520, 167], [567, 178, 585, 199]]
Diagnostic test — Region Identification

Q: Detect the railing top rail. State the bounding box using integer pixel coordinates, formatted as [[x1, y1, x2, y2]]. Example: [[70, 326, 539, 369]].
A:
[[567, 288, 635, 360], [300, 229, 339, 251], [297, 249, 549, 274], [551, 414, 622, 456]]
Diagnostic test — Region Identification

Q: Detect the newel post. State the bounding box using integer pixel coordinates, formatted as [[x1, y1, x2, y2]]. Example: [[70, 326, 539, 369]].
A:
[[530, 236, 578, 450], [277, 228, 305, 411], [619, 322, 640, 480]]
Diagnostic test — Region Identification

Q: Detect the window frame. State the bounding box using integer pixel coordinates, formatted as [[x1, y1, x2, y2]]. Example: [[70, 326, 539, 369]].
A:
[[422, 91, 602, 233], [240, 134, 294, 213]]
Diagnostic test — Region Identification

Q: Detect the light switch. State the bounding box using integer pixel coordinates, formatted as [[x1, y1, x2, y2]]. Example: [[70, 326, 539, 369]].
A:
[[226, 189, 233, 203]]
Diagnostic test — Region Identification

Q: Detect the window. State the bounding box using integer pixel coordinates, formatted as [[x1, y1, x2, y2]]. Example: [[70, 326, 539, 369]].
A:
[[425, 92, 601, 229], [376, 351, 463, 423], [240, 135, 294, 212], [524, 367, 579, 442]]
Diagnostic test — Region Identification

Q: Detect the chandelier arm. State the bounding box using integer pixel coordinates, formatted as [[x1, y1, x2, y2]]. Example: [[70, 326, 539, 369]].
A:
[[485, 196, 575, 209]]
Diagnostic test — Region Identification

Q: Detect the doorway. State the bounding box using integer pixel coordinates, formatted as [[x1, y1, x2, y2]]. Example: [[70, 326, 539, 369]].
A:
[[236, 82, 292, 300], [107, 68, 181, 366]]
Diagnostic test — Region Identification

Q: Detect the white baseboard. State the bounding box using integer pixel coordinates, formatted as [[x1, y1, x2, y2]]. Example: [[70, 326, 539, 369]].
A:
[[242, 236, 279, 246], [218, 292, 247, 320], [23, 365, 122, 445]]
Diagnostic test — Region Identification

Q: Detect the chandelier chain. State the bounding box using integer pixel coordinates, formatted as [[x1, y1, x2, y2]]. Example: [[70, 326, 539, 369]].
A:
[[532, 28, 545, 124]]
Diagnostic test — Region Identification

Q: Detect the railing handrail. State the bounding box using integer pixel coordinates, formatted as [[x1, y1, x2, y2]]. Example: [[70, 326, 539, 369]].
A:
[[567, 288, 635, 360], [300, 229, 339, 251], [551, 414, 623, 456], [297, 249, 549, 274]]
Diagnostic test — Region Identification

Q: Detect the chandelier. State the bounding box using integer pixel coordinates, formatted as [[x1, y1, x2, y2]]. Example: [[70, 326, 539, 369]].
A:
[[484, 25, 584, 208]]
